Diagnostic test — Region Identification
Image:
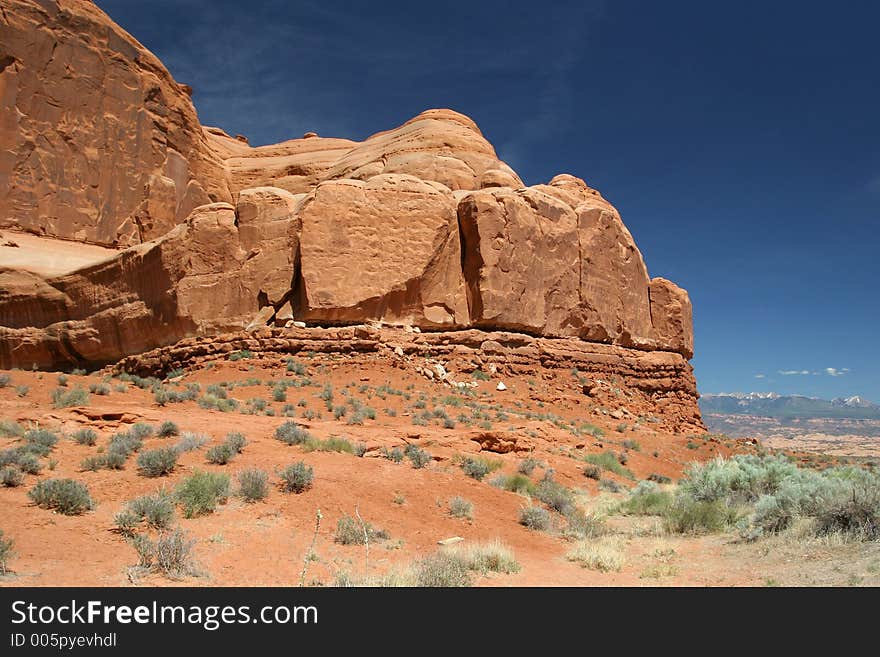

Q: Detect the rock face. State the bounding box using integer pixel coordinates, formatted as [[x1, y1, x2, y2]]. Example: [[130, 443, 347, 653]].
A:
[[0, 0, 229, 246], [0, 0, 698, 424]]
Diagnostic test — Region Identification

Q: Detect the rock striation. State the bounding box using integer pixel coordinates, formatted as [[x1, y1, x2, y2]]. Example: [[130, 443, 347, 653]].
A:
[[0, 0, 697, 428]]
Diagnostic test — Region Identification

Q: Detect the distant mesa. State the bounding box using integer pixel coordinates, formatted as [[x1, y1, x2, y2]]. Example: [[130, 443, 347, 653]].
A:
[[0, 0, 698, 429]]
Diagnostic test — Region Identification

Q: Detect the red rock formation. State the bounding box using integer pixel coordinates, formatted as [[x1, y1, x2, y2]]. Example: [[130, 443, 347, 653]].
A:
[[0, 0, 698, 436], [0, 0, 230, 246]]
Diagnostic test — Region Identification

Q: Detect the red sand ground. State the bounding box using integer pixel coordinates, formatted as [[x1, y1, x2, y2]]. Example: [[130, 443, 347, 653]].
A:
[[1, 353, 875, 587]]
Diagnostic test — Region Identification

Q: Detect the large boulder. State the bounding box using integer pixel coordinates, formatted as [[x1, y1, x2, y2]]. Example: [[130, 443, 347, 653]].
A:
[[297, 174, 469, 327]]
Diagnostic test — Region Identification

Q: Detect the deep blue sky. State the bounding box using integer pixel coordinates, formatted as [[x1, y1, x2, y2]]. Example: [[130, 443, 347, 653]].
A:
[[100, 0, 880, 401]]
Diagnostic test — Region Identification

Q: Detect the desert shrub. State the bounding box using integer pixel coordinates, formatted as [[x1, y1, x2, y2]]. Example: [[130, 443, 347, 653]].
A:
[[23, 428, 59, 456], [224, 432, 247, 453], [72, 428, 97, 446], [15, 385, 29, 398], [0, 420, 23, 438], [286, 358, 306, 375], [449, 496, 474, 520], [109, 431, 143, 456], [272, 385, 287, 403], [345, 410, 365, 425], [599, 478, 623, 493], [174, 432, 208, 453], [354, 442, 368, 457], [619, 481, 673, 516], [584, 451, 634, 480], [228, 350, 252, 361], [57, 373, 68, 387], [382, 447, 404, 463], [0, 530, 13, 573], [303, 436, 353, 454], [275, 421, 311, 446], [405, 445, 432, 469], [563, 506, 606, 539], [51, 386, 89, 408], [130, 422, 154, 439], [0, 373, 10, 387], [679, 455, 799, 505], [15, 452, 41, 475], [566, 538, 625, 572], [471, 370, 490, 381], [583, 464, 601, 480], [334, 514, 388, 545], [176, 471, 230, 518], [0, 466, 23, 487], [89, 382, 111, 396], [519, 505, 551, 531], [206, 443, 235, 465], [279, 462, 314, 493], [157, 421, 179, 438], [128, 492, 176, 530], [453, 540, 520, 575], [237, 468, 269, 503], [518, 457, 542, 476], [131, 528, 198, 579], [137, 448, 178, 477], [534, 477, 575, 514], [460, 455, 501, 481], [493, 473, 535, 495], [622, 439, 641, 451], [664, 495, 738, 535], [648, 473, 672, 484], [28, 478, 93, 515], [413, 552, 472, 587]]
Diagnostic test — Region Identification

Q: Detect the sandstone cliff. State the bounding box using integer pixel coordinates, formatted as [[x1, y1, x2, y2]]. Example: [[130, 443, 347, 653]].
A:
[[0, 0, 697, 434]]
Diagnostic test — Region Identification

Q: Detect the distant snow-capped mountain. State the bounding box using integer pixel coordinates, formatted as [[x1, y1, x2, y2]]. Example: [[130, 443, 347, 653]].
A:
[[700, 392, 879, 420]]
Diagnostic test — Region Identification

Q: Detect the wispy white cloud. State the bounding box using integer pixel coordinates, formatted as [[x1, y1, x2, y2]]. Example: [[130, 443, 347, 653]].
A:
[[754, 373, 766, 379], [778, 368, 850, 377]]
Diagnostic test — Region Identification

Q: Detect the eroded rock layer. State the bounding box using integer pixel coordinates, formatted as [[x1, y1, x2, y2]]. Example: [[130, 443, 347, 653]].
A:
[[111, 326, 704, 434]]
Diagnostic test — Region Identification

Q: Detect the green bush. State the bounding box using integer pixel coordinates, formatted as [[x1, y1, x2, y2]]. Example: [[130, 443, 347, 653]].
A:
[[237, 468, 269, 503], [15, 452, 41, 475], [460, 455, 501, 481], [51, 386, 90, 408], [23, 428, 59, 456], [664, 496, 738, 535], [72, 428, 97, 446], [286, 358, 306, 375], [0, 530, 14, 574], [619, 481, 673, 516], [405, 445, 432, 469], [303, 436, 353, 454], [137, 448, 178, 477], [519, 505, 551, 531], [275, 421, 311, 446], [448, 496, 474, 520], [622, 439, 641, 451], [1, 465, 24, 487], [28, 479, 93, 515], [382, 447, 404, 463], [584, 451, 634, 480], [279, 462, 313, 493], [89, 382, 111, 396], [0, 420, 23, 438], [534, 477, 575, 514], [493, 473, 535, 495], [15, 385, 29, 398], [130, 422, 154, 439], [518, 457, 541, 476], [206, 443, 234, 465], [0, 373, 10, 387], [129, 492, 176, 529], [563, 507, 606, 539], [157, 421, 180, 438], [176, 471, 230, 518], [583, 464, 601, 480]]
